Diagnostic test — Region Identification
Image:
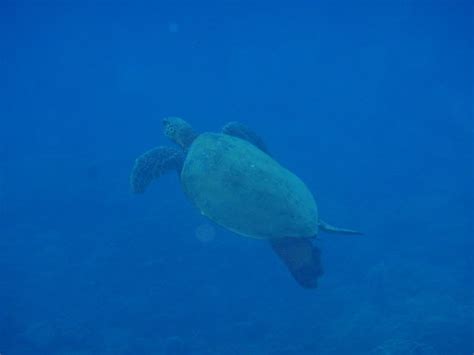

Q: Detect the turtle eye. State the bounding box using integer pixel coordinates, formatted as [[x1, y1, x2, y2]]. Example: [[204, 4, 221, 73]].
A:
[[166, 126, 175, 136]]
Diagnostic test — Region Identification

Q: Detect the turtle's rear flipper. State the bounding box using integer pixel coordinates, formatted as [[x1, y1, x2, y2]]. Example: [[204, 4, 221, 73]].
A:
[[222, 121, 269, 155], [130, 146, 184, 194], [270, 238, 323, 289]]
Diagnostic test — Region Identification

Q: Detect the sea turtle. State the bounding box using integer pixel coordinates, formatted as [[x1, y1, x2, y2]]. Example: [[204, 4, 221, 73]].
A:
[[131, 117, 360, 288]]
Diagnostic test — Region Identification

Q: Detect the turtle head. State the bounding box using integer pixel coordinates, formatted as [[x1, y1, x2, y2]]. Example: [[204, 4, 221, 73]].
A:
[[163, 117, 198, 149]]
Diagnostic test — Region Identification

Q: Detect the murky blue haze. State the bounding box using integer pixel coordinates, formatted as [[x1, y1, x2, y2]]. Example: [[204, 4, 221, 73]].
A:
[[0, 1, 472, 354]]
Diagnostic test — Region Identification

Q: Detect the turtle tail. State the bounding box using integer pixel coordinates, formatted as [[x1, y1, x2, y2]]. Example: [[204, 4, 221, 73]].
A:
[[319, 219, 363, 235], [130, 146, 184, 194]]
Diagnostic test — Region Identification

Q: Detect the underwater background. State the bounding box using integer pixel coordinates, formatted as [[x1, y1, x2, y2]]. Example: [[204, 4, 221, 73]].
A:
[[0, 0, 472, 354]]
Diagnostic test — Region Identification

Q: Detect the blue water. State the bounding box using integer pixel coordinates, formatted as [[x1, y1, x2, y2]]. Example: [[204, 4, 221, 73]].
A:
[[1, 1, 472, 354]]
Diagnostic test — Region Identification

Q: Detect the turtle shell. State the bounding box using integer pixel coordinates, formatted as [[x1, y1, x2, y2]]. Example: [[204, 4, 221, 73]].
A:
[[181, 133, 318, 239]]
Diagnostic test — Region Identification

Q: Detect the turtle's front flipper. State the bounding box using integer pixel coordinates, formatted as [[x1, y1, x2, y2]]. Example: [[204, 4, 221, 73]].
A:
[[130, 146, 184, 194], [319, 220, 363, 235], [222, 121, 269, 154], [270, 238, 323, 289]]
